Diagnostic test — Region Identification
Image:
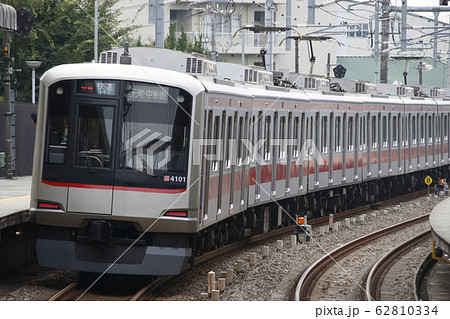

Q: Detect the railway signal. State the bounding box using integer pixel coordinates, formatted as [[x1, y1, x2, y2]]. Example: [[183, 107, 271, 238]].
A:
[[16, 8, 33, 33]]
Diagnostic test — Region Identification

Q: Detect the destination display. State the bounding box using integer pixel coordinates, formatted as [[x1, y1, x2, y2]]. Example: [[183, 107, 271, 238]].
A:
[[128, 83, 169, 103], [77, 80, 118, 96]]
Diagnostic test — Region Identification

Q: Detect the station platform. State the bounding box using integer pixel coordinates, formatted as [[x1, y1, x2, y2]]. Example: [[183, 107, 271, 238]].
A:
[[0, 176, 32, 230], [430, 196, 450, 255]]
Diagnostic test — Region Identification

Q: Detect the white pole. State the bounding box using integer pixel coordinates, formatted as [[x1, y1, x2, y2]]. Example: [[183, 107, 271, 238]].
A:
[[31, 68, 36, 104], [94, 0, 98, 63]]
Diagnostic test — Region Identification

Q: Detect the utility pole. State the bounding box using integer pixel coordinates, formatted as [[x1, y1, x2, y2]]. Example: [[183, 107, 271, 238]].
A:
[[380, 0, 390, 83], [447, 15, 450, 88], [211, 13, 217, 62], [94, 0, 98, 62], [265, 0, 275, 71], [374, 0, 380, 82], [3, 30, 13, 178], [400, 0, 407, 51], [285, 0, 291, 51], [149, 0, 165, 48]]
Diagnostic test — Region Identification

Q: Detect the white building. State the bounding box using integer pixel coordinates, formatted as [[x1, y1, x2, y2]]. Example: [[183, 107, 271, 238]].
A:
[[114, 0, 450, 83]]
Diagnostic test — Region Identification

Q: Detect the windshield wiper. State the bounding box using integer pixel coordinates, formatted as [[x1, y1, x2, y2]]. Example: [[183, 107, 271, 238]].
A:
[[79, 133, 96, 174]]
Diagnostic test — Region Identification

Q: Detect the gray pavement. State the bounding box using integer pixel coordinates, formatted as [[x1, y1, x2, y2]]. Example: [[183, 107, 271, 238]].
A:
[[0, 176, 32, 228]]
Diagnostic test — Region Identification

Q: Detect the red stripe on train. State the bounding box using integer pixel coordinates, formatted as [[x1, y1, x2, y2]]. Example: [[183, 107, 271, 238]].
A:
[[42, 180, 186, 194]]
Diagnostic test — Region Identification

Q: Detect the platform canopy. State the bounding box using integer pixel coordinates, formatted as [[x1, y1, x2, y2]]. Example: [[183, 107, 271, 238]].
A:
[[0, 3, 17, 30]]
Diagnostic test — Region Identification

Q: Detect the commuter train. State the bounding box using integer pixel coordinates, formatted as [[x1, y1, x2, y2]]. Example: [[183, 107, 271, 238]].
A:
[[30, 48, 450, 275]]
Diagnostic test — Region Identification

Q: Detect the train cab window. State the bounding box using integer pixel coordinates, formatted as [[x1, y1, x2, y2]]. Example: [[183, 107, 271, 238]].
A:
[[44, 81, 71, 164], [120, 82, 192, 175], [75, 104, 114, 168]]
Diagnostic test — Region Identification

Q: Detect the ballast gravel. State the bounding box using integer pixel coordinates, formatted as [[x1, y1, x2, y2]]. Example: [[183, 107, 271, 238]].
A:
[[156, 195, 443, 301], [2, 194, 444, 301]]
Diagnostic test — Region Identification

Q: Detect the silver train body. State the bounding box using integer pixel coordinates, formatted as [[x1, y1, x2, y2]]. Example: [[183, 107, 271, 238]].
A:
[[31, 58, 450, 275]]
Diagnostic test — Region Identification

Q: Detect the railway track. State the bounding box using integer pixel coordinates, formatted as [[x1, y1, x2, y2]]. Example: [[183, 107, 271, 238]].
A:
[[49, 190, 431, 301], [294, 214, 430, 301], [364, 230, 431, 301], [49, 280, 153, 301]]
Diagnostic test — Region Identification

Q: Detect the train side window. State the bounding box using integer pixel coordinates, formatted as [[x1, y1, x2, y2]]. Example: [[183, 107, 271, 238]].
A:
[[444, 115, 448, 141], [293, 117, 299, 157], [428, 116, 433, 143], [264, 116, 271, 161], [250, 115, 257, 163], [437, 115, 441, 142], [348, 116, 354, 151], [225, 116, 233, 169], [300, 114, 306, 157], [360, 116, 366, 150], [279, 116, 286, 159], [382, 116, 387, 147], [371, 116, 377, 149], [212, 116, 220, 171], [412, 116, 417, 145], [321, 116, 328, 154], [336, 116, 342, 152], [242, 114, 249, 164], [402, 116, 408, 146], [237, 116, 244, 166], [393, 116, 398, 147], [420, 116, 425, 144], [45, 81, 71, 164]]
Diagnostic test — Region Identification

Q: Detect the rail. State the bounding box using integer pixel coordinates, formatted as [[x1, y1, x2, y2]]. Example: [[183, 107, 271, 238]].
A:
[[294, 214, 429, 301]]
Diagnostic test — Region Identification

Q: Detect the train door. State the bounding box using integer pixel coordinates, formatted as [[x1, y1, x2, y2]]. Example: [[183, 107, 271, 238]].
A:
[[275, 112, 287, 198], [298, 112, 307, 194], [67, 97, 117, 214], [445, 114, 450, 163]]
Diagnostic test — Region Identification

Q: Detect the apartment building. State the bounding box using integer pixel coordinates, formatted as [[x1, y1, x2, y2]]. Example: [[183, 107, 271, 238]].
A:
[[114, 0, 450, 84]]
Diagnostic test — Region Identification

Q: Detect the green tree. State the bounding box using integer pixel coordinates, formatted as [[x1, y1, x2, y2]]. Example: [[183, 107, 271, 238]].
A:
[[6, 0, 138, 102], [176, 25, 189, 52], [192, 34, 207, 55], [165, 23, 177, 50], [164, 23, 207, 56]]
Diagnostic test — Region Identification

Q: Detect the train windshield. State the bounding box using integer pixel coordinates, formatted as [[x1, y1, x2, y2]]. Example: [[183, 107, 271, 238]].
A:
[[120, 81, 192, 175]]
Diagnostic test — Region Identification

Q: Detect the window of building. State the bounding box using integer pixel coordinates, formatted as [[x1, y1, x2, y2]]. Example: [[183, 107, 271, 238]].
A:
[[347, 23, 369, 38]]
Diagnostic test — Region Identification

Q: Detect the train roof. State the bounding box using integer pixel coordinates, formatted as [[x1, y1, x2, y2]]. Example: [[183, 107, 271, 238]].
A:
[[40, 63, 206, 96]]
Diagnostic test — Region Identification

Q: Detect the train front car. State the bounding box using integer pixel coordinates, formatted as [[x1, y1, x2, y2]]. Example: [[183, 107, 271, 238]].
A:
[[30, 63, 205, 275]]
